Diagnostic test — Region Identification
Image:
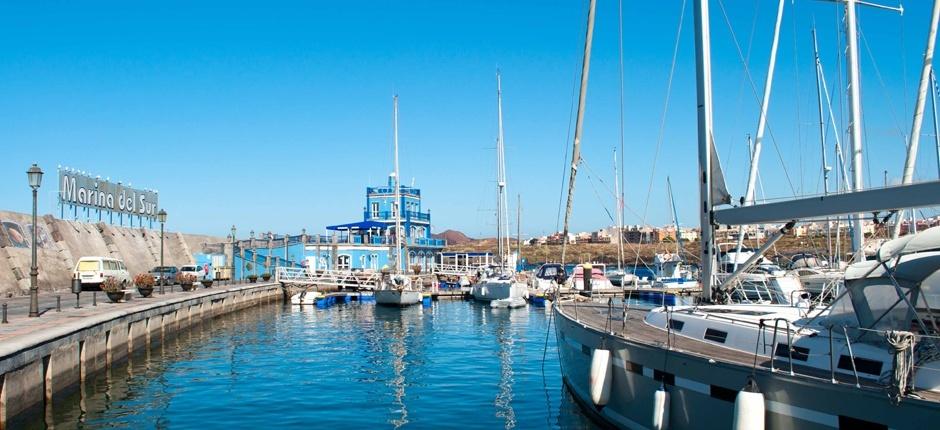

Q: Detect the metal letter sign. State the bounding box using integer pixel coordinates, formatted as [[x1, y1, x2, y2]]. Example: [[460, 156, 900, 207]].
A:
[[58, 167, 159, 227]]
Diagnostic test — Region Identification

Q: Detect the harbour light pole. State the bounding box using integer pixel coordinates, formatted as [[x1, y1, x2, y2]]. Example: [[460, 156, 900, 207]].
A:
[[27, 164, 43, 318], [157, 209, 167, 294]]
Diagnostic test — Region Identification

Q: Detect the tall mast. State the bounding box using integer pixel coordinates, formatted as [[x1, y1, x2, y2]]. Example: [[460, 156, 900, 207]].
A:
[[894, 0, 940, 238], [560, 0, 597, 264], [667, 177, 682, 255], [813, 26, 834, 263], [496, 70, 509, 268], [845, 0, 867, 261], [393, 95, 403, 273], [614, 148, 624, 271], [733, 0, 785, 271], [694, 0, 717, 301]]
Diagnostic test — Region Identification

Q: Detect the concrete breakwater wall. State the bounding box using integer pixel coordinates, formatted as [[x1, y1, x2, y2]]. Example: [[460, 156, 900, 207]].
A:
[[0, 210, 225, 297], [0, 282, 282, 427]]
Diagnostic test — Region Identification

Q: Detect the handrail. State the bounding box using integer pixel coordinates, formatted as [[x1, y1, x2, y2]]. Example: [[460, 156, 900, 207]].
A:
[[769, 318, 795, 376], [843, 326, 862, 388]]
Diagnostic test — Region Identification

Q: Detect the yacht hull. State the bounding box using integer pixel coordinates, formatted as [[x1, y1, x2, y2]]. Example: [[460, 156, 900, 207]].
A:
[[375, 289, 422, 306], [554, 302, 938, 429], [470, 280, 528, 302]]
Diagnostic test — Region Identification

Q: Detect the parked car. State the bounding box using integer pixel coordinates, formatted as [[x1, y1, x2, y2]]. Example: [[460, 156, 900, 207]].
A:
[[149, 266, 179, 284], [179, 264, 209, 282], [73, 256, 131, 291]]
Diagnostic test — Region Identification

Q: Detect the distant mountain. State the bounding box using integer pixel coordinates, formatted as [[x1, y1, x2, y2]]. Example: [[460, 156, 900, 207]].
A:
[[432, 229, 474, 245]]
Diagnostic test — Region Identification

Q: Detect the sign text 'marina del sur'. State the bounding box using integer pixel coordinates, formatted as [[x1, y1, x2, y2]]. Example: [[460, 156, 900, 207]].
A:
[[58, 169, 159, 218]]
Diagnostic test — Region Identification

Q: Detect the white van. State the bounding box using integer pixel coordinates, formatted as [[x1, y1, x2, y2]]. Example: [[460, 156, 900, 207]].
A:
[[179, 264, 208, 282], [73, 256, 131, 290]]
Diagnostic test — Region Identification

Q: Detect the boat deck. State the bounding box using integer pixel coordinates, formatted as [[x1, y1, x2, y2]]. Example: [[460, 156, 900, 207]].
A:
[[557, 300, 940, 403]]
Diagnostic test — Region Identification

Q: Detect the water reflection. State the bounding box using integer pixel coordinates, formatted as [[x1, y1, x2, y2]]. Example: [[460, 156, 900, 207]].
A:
[[37, 300, 594, 429]]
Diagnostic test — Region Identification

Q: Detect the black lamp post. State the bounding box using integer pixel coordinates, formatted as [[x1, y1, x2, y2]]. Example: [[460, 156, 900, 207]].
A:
[[27, 164, 43, 318], [231, 225, 237, 282], [157, 209, 167, 294]]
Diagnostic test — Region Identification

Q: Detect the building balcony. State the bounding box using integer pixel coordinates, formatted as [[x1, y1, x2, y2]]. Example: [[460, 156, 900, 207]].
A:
[[367, 186, 421, 197], [364, 210, 431, 223], [300, 233, 444, 248]]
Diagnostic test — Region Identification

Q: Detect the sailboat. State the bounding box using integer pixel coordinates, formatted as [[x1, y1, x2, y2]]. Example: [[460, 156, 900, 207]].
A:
[[375, 95, 422, 307], [555, 1, 940, 428], [470, 71, 528, 308]]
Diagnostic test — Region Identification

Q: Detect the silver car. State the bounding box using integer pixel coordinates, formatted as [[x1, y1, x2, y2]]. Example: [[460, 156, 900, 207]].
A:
[[150, 266, 178, 284]]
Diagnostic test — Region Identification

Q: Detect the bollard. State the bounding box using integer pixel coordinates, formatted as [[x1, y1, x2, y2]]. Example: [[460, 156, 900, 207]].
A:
[[93, 291, 97, 306], [72, 278, 82, 309], [56, 295, 61, 312], [2, 303, 7, 323]]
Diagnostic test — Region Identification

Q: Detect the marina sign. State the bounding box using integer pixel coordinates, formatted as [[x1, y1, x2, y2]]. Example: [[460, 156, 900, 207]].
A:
[[58, 168, 159, 218]]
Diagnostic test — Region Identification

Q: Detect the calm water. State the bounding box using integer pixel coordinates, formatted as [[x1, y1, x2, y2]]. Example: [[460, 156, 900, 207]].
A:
[[43, 300, 600, 429]]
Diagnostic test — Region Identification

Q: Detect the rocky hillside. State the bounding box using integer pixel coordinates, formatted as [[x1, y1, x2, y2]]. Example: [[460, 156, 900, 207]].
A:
[[432, 229, 474, 245]]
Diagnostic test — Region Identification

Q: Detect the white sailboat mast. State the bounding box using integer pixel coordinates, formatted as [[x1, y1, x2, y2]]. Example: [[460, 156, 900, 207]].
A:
[[496, 71, 509, 268], [812, 26, 834, 263], [894, 0, 940, 238], [845, 0, 867, 261], [560, 0, 597, 264], [393, 95, 403, 273], [694, 0, 717, 301], [733, 0, 784, 271]]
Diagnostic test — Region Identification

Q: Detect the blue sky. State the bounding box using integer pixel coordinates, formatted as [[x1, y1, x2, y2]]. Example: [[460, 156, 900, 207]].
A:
[[1, 1, 938, 238]]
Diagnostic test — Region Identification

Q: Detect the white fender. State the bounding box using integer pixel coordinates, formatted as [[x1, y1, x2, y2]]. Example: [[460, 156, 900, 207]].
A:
[[652, 385, 669, 430], [589, 349, 613, 405], [733, 378, 765, 430]]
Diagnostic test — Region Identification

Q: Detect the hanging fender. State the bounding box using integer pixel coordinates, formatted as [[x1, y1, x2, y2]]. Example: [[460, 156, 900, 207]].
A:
[[589, 348, 613, 406], [652, 384, 670, 430], [732, 377, 765, 430]]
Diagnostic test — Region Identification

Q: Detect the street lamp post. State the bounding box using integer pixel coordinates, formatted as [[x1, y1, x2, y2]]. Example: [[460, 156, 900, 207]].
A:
[[231, 225, 237, 283], [157, 209, 167, 294], [27, 164, 43, 318]]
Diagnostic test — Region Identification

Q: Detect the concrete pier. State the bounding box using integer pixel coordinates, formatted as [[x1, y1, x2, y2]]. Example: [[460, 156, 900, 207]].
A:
[[0, 281, 282, 427]]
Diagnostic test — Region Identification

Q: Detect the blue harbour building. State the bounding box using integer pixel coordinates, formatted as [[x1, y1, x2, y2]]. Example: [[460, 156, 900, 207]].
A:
[[232, 174, 445, 279]]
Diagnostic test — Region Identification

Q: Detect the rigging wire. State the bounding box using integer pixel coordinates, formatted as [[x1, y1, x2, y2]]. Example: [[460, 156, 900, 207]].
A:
[[617, 0, 626, 270], [716, 0, 798, 196], [555, 0, 591, 233], [632, 0, 687, 271], [858, 25, 908, 144]]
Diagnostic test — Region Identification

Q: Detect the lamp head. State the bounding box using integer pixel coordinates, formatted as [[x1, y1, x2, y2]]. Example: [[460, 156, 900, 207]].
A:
[[27, 164, 43, 189]]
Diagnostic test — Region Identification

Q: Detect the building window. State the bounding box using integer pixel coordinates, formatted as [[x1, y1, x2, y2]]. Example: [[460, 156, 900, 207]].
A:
[[337, 255, 351, 270], [371, 202, 379, 218], [371, 253, 379, 270], [392, 202, 399, 218]]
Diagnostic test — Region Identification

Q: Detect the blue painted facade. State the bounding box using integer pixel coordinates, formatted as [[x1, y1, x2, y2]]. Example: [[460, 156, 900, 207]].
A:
[[230, 175, 445, 279]]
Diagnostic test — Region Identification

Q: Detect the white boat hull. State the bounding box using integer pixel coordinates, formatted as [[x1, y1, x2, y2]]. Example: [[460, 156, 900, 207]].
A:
[[290, 291, 323, 305], [471, 279, 528, 302], [375, 289, 422, 306]]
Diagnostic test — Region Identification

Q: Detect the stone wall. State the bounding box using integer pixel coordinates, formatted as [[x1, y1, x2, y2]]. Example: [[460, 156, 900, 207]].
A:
[[0, 210, 225, 297]]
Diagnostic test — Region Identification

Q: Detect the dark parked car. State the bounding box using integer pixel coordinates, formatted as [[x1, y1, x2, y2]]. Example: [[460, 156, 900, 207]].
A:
[[150, 266, 179, 284]]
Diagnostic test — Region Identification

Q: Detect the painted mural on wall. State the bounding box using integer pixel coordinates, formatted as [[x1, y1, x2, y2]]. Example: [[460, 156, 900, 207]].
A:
[[0, 220, 53, 249], [2, 221, 30, 248]]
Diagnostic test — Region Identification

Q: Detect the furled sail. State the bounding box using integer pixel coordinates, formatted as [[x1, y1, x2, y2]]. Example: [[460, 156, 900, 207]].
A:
[[710, 136, 732, 206]]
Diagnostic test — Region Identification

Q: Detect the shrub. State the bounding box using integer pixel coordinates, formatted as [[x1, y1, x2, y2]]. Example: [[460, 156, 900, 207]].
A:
[[134, 273, 155, 288], [101, 276, 124, 293], [177, 273, 197, 284]]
